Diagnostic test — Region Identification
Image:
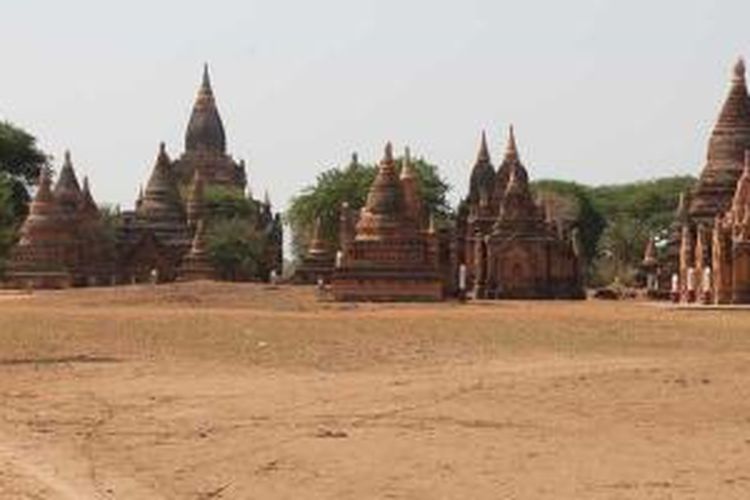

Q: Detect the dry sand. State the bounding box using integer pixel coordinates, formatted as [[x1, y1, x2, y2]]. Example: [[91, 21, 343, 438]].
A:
[[1, 282, 750, 499]]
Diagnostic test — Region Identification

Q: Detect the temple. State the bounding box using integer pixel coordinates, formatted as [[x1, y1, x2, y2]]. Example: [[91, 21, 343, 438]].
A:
[[673, 58, 750, 304], [6, 65, 282, 289], [115, 65, 282, 284], [330, 143, 443, 301], [292, 217, 335, 284], [456, 128, 585, 299], [6, 153, 114, 288]]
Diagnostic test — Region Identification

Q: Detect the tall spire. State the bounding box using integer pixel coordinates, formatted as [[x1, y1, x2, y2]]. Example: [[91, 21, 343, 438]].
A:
[[185, 64, 226, 153], [360, 141, 406, 224], [505, 125, 519, 162], [79, 176, 99, 217], [493, 126, 524, 204], [202, 62, 212, 93], [734, 57, 746, 83], [468, 131, 495, 204], [400, 146, 417, 180], [478, 130, 490, 163], [137, 143, 189, 247], [705, 57, 750, 172], [54, 150, 82, 214], [35, 167, 53, 203], [384, 142, 394, 165]]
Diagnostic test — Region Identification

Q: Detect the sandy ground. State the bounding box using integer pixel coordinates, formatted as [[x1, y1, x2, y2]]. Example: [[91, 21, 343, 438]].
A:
[[1, 283, 750, 499]]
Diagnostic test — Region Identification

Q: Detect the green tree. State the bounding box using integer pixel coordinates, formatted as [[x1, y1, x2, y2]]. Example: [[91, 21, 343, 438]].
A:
[[286, 155, 452, 259], [0, 175, 17, 270], [0, 121, 49, 219], [207, 218, 267, 281], [588, 176, 696, 284], [203, 186, 258, 221], [532, 179, 606, 266]]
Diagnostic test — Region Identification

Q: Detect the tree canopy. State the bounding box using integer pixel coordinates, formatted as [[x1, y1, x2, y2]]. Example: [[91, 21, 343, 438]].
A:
[[0, 121, 49, 267], [533, 175, 696, 285], [202, 186, 274, 281], [286, 155, 452, 259]]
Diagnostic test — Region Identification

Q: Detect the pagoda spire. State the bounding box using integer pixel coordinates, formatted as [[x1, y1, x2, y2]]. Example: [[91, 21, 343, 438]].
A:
[[384, 142, 394, 165], [715, 57, 750, 129], [504, 125, 520, 162], [478, 130, 490, 163], [734, 57, 746, 83], [79, 176, 99, 217], [360, 141, 406, 227], [400, 146, 417, 180], [35, 167, 53, 203], [468, 131, 495, 204], [202, 62, 213, 93], [400, 146, 423, 225], [54, 150, 82, 214], [185, 63, 226, 153]]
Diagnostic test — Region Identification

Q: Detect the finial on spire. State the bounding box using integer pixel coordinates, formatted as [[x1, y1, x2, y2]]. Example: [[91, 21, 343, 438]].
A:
[[384, 142, 394, 163], [478, 130, 490, 162], [82, 176, 90, 192], [734, 57, 746, 82], [156, 142, 171, 166], [505, 125, 519, 160], [400, 147, 416, 180], [64, 150, 72, 166], [202, 62, 212, 89]]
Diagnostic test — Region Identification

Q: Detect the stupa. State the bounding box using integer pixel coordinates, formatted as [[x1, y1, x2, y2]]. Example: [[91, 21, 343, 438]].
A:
[[331, 143, 442, 301]]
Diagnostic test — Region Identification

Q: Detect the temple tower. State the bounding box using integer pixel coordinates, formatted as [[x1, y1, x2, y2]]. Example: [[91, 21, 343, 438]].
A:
[[399, 147, 424, 227], [135, 143, 190, 249], [460, 127, 584, 300], [6, 168, 75, 288], [172, 65, 247, 190], [178, 219, 216, 281], [185, 64, 226, 154], [689, 58, 750, 223], [331, 143, 442, 301]]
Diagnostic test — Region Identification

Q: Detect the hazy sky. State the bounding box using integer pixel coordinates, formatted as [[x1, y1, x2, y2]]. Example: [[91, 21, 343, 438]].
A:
[[1, 0, 749, 210]]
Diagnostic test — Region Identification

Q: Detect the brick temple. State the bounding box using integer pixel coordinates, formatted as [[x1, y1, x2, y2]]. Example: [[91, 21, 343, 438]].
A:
[[330, 144, 443, 301], [6, 66, 283, 288], [673, 58, 750, 304], [456, 128, 585, 299], [292, 216, 335, 284], [6, 153, 114, 288]]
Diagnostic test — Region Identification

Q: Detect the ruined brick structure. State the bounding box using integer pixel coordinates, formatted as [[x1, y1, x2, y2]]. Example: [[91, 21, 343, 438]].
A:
[[292, 216, 335, 284], [674, 58, 750, 304], [6, 153, 114, 288], [456, 128, 584, 299], [6, 66, 282, 289], [116, 65, 283, 284], [331, 144, 443, 301]]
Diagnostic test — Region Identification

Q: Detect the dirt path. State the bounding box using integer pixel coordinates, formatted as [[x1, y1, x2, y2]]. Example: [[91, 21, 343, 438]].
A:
[[1, 284, 750, 499]]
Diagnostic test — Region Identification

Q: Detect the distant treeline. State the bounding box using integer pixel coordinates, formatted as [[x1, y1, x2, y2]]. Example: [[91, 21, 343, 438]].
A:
[[533, 176, 697, 285]]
